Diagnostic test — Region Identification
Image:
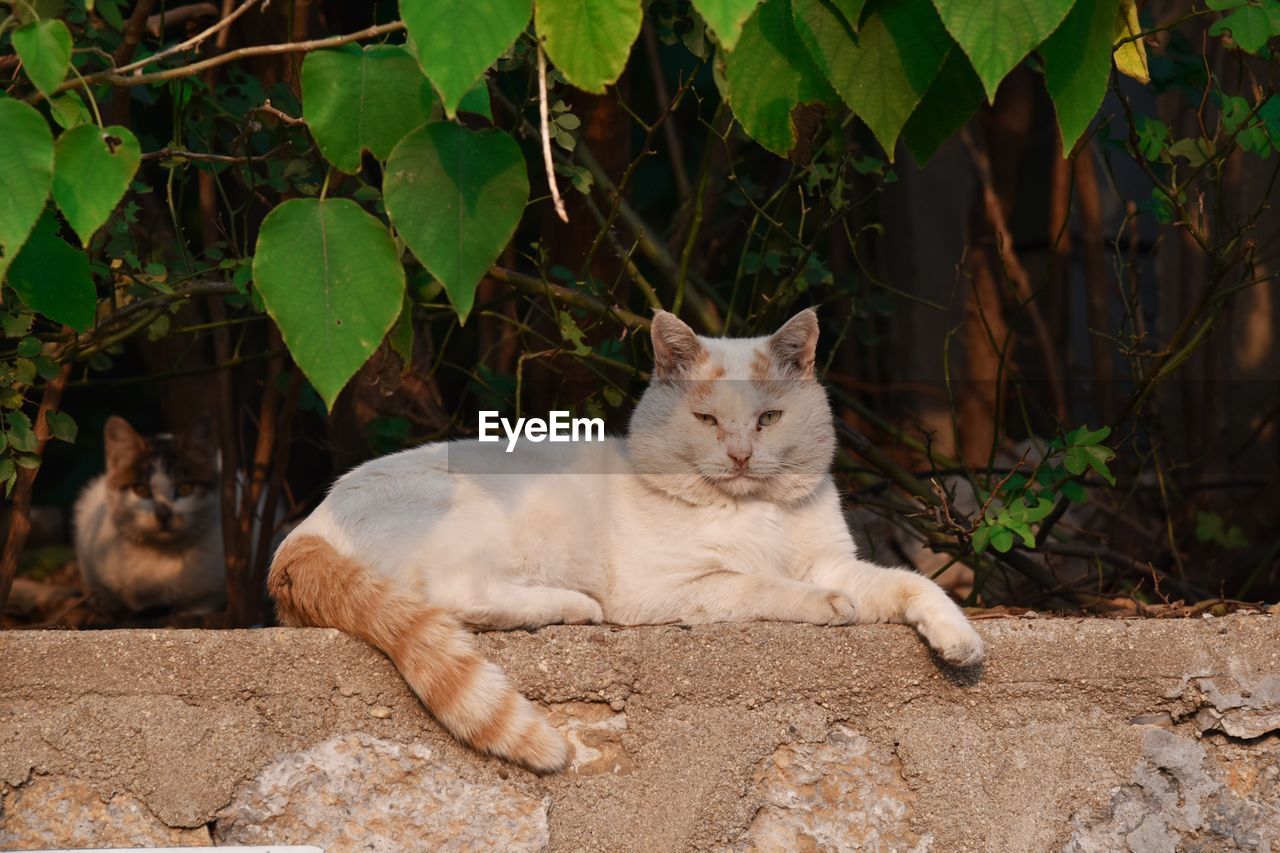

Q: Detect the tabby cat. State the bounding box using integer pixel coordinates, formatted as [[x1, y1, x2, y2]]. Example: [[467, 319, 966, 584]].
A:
[[75, 417, 224, 615]]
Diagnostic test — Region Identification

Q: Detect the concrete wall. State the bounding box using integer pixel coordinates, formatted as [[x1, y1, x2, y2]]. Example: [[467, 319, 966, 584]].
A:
[[2, 616, 1278, 851]]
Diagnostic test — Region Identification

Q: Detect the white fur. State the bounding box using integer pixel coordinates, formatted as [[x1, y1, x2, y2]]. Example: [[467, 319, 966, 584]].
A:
[[285, 312, 984, 666]]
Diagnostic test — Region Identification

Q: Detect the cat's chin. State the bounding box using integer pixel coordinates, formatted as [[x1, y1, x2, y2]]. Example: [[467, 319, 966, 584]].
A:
[[706, 472, 770, 497]]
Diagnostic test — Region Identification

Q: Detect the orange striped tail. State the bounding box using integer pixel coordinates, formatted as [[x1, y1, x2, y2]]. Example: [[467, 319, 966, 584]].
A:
[[268, 534, 569, 773]]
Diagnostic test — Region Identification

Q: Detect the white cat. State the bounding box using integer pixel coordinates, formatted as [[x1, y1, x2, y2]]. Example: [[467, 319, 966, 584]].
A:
[[75, 417, 225, 615], [269, 310, 984, 773]]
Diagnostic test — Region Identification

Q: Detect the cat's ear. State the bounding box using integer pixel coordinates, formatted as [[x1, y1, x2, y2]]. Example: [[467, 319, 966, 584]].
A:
[[180, 417, 213, 446], [103, 416, 145, 472], [177, 418, 218, 474], [767, 309, 819, 378], [650, 311, 706, 380]]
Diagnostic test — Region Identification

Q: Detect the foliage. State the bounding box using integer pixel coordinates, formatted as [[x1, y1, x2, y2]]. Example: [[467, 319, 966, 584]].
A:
[[2, 0, 1279, 616]]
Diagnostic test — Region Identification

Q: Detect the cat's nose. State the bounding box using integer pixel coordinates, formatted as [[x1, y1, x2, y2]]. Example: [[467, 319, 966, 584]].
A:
[[155, 504, 173, 528], [727, 448, 752, 468]]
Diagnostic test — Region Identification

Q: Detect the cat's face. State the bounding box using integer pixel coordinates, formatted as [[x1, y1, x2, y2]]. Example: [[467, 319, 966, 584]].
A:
[[627, 310, 835, 505], [103, 416, 220, 544]]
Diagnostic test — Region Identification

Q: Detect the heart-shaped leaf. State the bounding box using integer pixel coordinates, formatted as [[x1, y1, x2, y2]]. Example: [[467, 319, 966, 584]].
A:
[[1041, 0, 1119, 153], [8, 212, 96, 331], [302, 44, 438, 173], [793, 0, 952, 157], [49, 92, 92, 130], [932, 0, 1075, 101], [536, 0, 643, 92], [720, 0, 837, 157], [401, 0, 530, 116], [902, 48, 985, 164], [0, 97, 54, 283], [52, 124, 141, 247], [693, 0, 765, 49], [253, 198, 406, 410], [384, 123, 528, 323], [12, 19, 72, 97]]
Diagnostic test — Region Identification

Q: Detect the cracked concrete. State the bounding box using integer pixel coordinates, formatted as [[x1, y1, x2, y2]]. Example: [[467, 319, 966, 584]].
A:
[[1, 615, 1279, 851]]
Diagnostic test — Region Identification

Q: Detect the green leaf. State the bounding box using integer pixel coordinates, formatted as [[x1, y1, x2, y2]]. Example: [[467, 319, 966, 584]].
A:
[[458, 80, 493, 119], [48, 92, 91, 130], [902, 47, 985, 163], [558, 310, 591, 355], [536, 0, 643, 93], [388, 292, 415, 369], [1134, 115, 1168, 160], [0, 457, 13, 494], [989, 525, 1014, 553], [1168, 137, 1212, 166], [12, 19, 73, 98], [1066, 424, 1111, 446], [45, 410, 76, 443], [402, 0, 530, 116], [1208, 0, 1280, 55], [1022, 496, 1055, 523], [1063, 446, 1088, 476], [252, 198, 406, 410], [7, 213, 96, 331], [1060, 479, 1086, 503], [932, 0, 1075, 100], [301, 44, 438, 174], [17, 337, 41, 358], [384, 123, 528, 323], [1041, 0, 1119, 153], [972, 524, 991, 554], [693, 0, 765, 49], [794, 0, 952, 157], [6, 412, 37, 452], [720, 0, 837, 157], [52, 124, 142, 247], [1082, 445, 1116, 485], [14, 453, 42, 470], [0, 97, 55, 284], [1007, 520, 1036, 548]]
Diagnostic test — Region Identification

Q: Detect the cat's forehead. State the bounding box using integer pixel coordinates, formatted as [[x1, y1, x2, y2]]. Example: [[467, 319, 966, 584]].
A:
[[693, 336, 776, 381]]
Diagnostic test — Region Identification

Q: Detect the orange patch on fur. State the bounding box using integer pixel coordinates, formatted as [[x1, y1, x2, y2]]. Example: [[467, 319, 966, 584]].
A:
[[751, 349, 774, 381], [267, 535, 569, 773]]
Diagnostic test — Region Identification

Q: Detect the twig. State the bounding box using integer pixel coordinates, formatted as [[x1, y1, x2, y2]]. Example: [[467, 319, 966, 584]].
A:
[[961, 128, 1068, 421], [486, 266, 651, 330], [641, 21, 691, 200], [41, 20, 406, 99], [113, 0, 160, 67], [252, 369, 302, 624], [141, 144, 288, 163], [537, 42, 569, 224], [253, 99, 305, 126], [0, 361, 72, 614], [146, 3, 219, 36], [122, 0, 262, 75]]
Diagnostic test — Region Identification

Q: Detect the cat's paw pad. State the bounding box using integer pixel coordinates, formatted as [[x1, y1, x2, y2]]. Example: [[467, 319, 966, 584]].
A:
[[924, 618, 984, 667]]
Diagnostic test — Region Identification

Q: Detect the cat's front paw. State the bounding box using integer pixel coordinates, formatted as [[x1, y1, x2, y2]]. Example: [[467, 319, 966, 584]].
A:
[[559, 593, 604, 625], [797, 589, 858, 625], [921, 617, 984, 667]]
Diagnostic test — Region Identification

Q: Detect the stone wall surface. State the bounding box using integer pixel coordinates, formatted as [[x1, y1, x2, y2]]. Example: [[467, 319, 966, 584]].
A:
[[1, 616, 1278, 851]]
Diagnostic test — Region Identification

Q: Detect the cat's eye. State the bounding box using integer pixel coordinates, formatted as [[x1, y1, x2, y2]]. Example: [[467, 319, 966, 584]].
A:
[[176, 482, 196, 497], [694, 412, 718, 426], [131, 484, 151, 499], [758, 410, 782, 427]]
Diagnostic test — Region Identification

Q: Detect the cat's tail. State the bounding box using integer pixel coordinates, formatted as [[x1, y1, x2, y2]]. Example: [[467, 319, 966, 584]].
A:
[[267, 534, 570, 773]]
